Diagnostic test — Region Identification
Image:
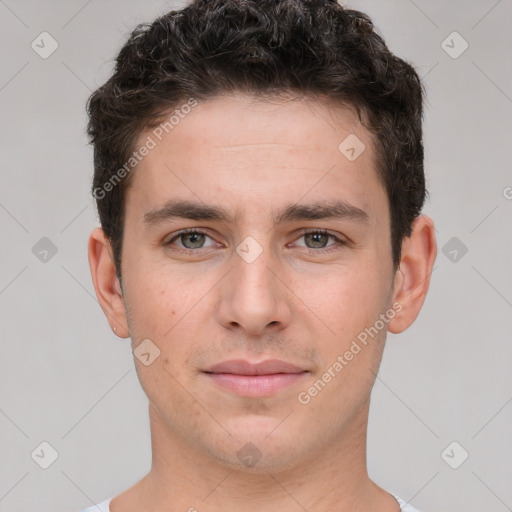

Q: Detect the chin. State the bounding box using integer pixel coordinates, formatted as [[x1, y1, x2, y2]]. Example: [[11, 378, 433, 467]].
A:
[[204, 418, 304, 467]]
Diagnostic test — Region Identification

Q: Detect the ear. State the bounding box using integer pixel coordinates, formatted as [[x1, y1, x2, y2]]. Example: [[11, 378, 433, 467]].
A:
[[88, 227, 130, 338], [387, 215, 437, 334]]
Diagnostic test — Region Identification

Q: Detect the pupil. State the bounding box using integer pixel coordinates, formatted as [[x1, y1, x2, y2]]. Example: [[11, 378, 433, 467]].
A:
[[184, 233, 204, 248], [307, 232, 327, 248]]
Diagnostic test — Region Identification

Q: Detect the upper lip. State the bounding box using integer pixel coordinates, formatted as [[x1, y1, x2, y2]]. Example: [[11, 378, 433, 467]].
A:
[[205, 359, 307, 375]]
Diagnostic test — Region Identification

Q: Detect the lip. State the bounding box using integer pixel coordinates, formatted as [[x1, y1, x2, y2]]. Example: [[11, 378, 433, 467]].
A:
[[205, 359, 306, 375], [203, 359, 308, 398]]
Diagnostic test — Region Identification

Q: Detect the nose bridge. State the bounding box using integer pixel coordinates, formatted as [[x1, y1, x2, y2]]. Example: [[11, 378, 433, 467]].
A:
[[218, 233, 289, 334], [234, 234, 277, 307]]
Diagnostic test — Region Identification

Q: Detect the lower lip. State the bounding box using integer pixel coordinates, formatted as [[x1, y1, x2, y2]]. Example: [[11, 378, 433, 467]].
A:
[[205, 372, 308, 397]]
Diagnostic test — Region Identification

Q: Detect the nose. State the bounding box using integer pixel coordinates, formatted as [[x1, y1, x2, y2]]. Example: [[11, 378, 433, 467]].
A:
[[216, 240, 292, 336]]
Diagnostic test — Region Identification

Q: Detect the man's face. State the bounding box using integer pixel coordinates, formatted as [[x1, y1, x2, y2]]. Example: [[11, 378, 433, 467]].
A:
[[119, 93, 398, 468]]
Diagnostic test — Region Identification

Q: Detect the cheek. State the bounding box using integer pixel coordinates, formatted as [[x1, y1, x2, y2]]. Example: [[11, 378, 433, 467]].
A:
[[134, 355, 197, 432], [125, 268, 212, 376], [296, 262, 385, 339], [126, 259, 203, 327]]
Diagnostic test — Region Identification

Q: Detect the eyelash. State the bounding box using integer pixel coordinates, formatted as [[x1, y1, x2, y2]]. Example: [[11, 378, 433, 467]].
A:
[[165, 228, 346, 255]]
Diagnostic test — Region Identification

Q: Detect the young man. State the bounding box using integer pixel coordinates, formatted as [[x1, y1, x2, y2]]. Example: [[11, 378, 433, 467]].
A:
[[85, 1, 436, 511]]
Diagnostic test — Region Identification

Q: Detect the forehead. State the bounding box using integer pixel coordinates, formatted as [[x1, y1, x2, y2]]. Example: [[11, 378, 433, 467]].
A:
[[150, 93, 367, 156], [126, 93, 386, 224]]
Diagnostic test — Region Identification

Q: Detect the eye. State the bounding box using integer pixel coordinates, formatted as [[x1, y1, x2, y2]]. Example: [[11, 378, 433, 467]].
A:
[[165, 229, 217, 253], [164, 228, 346, 255], [292, 229, 345, 252]]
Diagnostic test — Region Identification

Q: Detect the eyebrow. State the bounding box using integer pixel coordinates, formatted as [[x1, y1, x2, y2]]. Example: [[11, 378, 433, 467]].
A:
[[142, 198, 369, 228]]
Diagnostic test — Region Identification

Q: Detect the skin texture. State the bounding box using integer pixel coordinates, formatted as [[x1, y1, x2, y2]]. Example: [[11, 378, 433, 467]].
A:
[[88, 93, 437, 512]]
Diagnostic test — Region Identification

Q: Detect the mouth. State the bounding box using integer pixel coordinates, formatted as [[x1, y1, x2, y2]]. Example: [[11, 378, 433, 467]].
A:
[[203, 359, 309, 397]]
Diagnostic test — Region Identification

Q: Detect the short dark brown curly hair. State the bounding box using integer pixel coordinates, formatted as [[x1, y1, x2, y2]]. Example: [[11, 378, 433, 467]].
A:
[[86, 0, 427, 286]]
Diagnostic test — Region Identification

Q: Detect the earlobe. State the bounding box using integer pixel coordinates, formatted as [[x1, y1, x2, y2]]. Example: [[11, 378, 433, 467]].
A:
[[88, 227, 130, 338], [387, 215, 437, 334]]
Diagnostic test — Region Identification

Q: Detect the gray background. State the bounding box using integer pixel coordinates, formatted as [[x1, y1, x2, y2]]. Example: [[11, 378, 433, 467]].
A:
[[1, 0, 511, 511]]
